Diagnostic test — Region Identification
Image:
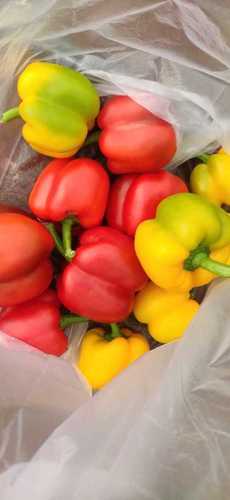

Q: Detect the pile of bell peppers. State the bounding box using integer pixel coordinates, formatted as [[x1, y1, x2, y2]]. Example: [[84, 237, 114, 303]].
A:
[[1, 61, 230, 390]]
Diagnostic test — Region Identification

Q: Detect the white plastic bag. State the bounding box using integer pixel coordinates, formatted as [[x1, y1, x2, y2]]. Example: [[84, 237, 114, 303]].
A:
[[1, 1, 230, 498], [2, 281, 230, 500]]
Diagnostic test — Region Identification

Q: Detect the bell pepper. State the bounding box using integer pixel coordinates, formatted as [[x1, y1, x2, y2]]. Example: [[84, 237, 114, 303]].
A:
[[0, 289, 88, 355], [1, 61, 100, 158], [0, 212, 54, 306], [135, 193, 230, 292], [97, 95, 176, 174], [134, 282, 199, 343], [190, 150, 230, 206], [29, 157, 110, 260], [57, 227, 147, 323], [106, 171, 187, 236], [77, 324, 150, 389]]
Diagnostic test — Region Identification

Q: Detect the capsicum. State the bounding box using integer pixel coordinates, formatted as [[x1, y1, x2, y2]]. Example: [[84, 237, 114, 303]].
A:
[[0, 289, 66, 355], [106, 171, 187, 236], [77, 324, 149, 389], [0, 212, 54, 306], [1, 61, 100, 157], [190, 150, 230, 205], [57, 226, 147, 322], [135, 193, 230, 292], [134, 282, 199, 343], [97, 95, 176, 173], [29, 157, 110, 259], [0, 289, 88, 355]]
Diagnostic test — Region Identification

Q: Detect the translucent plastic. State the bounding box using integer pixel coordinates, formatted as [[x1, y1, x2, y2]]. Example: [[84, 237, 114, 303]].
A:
[[2, 281, 230, 499], [1, 1, 230, 498]]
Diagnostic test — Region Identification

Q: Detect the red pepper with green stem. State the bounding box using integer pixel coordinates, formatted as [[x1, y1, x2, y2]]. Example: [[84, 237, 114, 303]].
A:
[[29, 157, 110, 261], [57, 226, 148, 323], [0, 289, 87, 356], [106, 171, 188, 236]]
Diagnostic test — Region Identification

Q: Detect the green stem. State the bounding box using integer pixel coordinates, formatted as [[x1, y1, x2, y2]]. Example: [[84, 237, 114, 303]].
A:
[[60, 314, 88, 329], [197, 154, 210, 163], [110, 323, 121, 338], [195, 256, 230, 276], [62, 216, 76, 261], [46, 223, 66, 259], [1, 106, 20, 123], [83, 130, 100, 147], [184, 246, 230, 277], [104, 323, 122, 341]]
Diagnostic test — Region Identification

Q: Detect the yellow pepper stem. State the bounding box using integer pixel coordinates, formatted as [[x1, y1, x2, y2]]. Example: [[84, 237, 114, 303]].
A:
[[1, 106, 20, 123], [197, 154, 209, 163], [184, 246, 230, 277], [104, 323, 122, 341]]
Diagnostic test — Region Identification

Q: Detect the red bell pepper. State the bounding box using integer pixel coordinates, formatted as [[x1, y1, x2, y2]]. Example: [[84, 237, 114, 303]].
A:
[[97, 96, 176, 173], [106, 171, 188, 236], [29, 157, 109, 226], [0, 213, 54, 306], [0, 289, 67, 355], [57, 227, 147, 323]]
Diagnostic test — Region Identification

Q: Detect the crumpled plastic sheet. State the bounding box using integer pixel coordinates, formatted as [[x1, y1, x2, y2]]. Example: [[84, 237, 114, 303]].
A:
[[1, 1, 230, 498], [1, 280, 230, 499]]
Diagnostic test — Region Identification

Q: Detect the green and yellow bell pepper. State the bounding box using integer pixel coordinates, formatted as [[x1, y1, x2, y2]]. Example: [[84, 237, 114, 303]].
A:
[[134, 282, 199, 343], [1, 61, 100, 157], [190, 149, 230, 206], [135, 193, 230, 292]]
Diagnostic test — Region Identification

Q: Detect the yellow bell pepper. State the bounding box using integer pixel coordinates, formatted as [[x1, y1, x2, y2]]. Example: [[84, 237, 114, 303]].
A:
[[135, 193, 230, 292], [77, 324, 149, 390], [1, 62, 100, 158], [190, 150, 230, 205], [134, 282, 199, 343]]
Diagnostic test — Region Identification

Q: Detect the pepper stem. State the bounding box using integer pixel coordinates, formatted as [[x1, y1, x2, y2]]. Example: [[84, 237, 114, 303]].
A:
[[60, 314, 88, 329], [184, 246, 230, 277], [62, 216, 76, 261], [197, 154, 210, 163], [46, 223, 67, 260], [1, 106, 20, 123], [104, 323, 122, 341], [83, 130, 100, 147]]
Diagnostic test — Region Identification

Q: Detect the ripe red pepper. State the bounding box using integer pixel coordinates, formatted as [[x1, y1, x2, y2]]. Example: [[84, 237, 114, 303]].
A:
[[0, 289, 67, 355], [57, 227, 147, 323], [29, 157, 109, 226], [0, 213, 54, 306], [106, 171, 188, 236], [98, 96, 176, 173]]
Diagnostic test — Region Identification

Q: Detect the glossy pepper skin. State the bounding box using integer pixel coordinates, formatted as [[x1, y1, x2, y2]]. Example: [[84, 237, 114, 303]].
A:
[[134, 282, 199, 343], [97, 96, 176, 174], [135, 193, 230, 292], [29, 157, 109, 227], [106, 171, 187, 236], [1, 62, 100, 158], [0, 213, 54, 306], [58, 227, 147, 323], [190, 150, 230, 206], [0, 289, 68, 355], [78, 326, 149, 390]]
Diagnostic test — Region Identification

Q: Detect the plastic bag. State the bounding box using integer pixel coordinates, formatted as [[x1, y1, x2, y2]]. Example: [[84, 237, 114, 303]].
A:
[[1, 1, 230, 498], [2, 281, 230, 500]]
